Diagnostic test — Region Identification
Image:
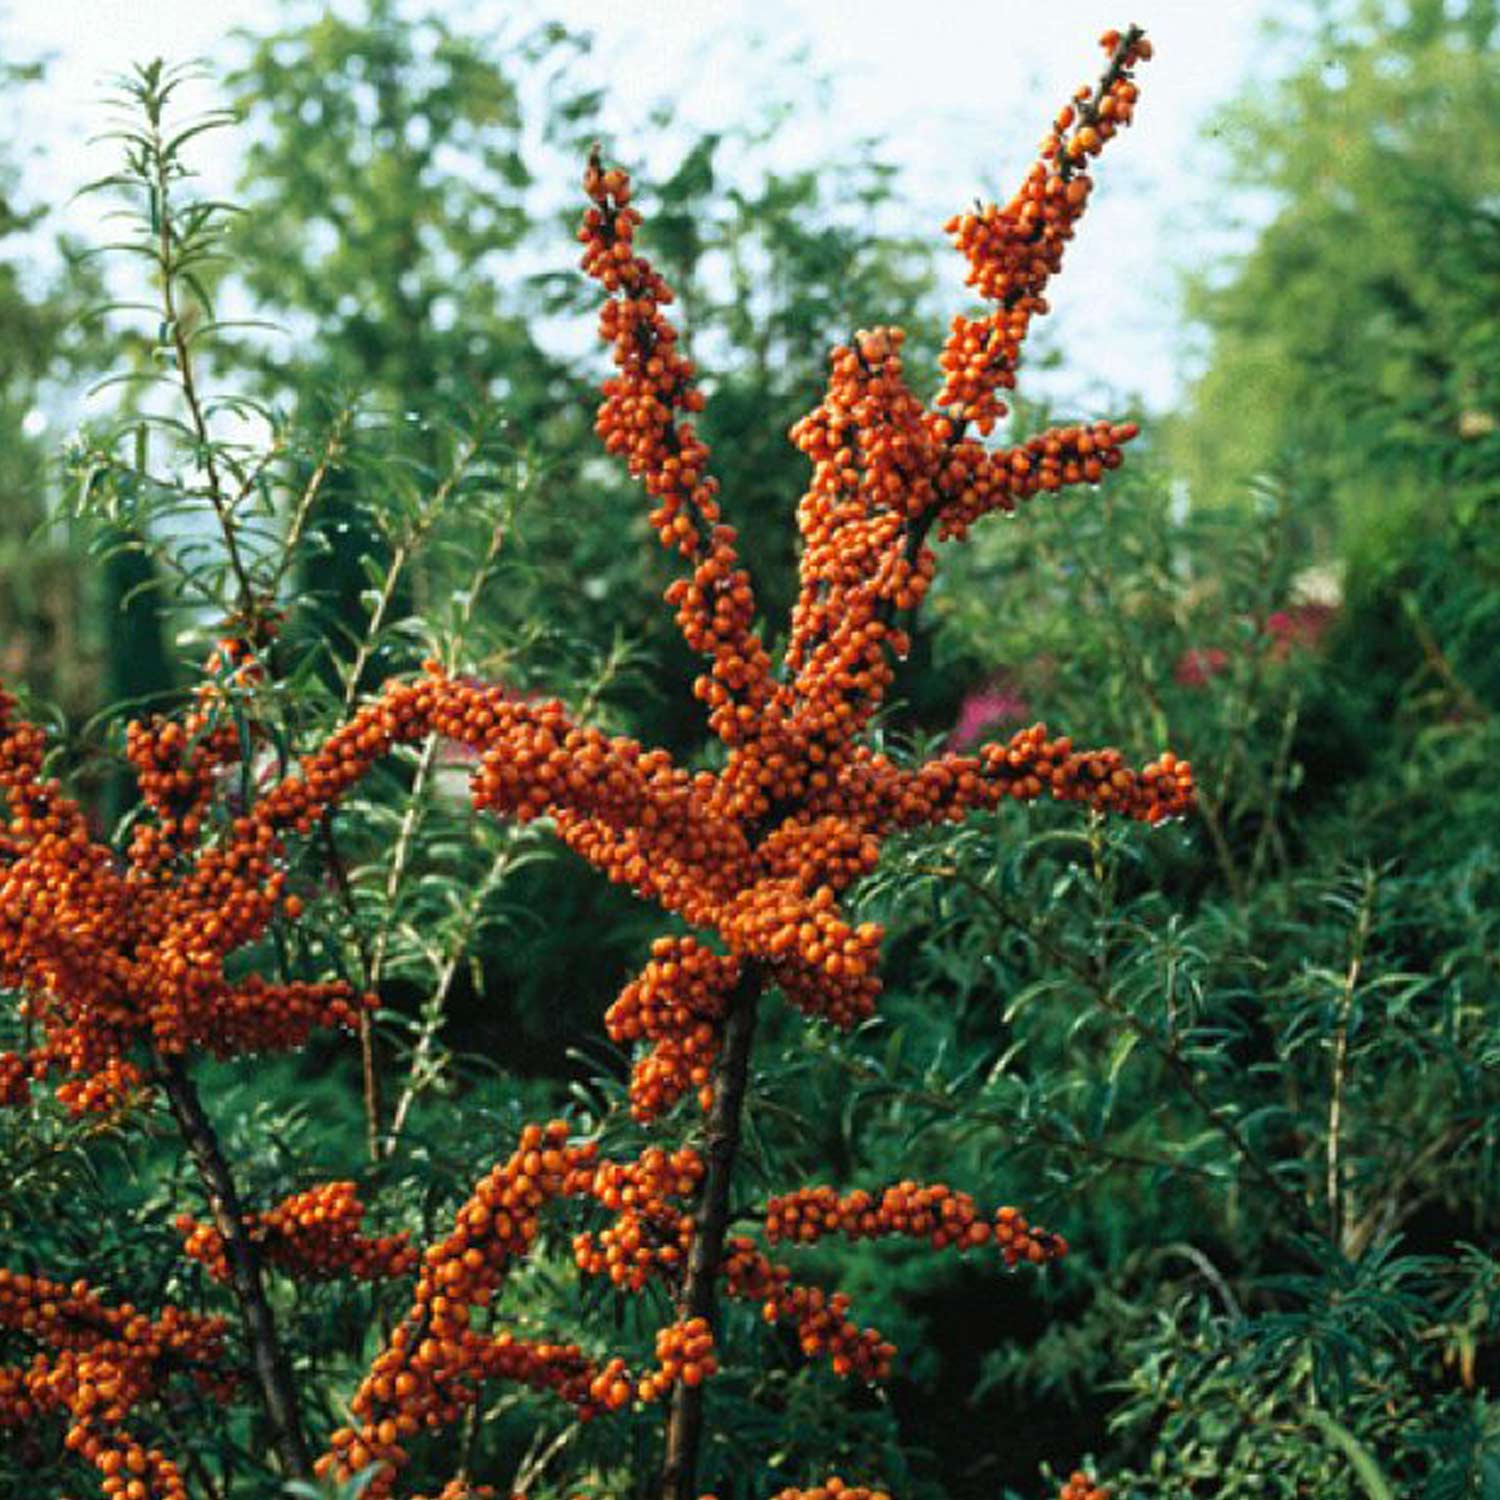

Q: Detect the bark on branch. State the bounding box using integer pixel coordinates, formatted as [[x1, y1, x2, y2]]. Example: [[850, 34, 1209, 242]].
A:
[[155, 1050, 314, 1481], [659, 969, 762, 1500]]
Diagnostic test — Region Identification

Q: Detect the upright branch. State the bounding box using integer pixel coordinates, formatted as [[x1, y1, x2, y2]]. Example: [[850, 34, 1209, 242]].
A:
[[154, 1053, 313, 1480], [121, 62, 263, 629], [659, 969, 761, 1498], [581, 148, 776, 748]]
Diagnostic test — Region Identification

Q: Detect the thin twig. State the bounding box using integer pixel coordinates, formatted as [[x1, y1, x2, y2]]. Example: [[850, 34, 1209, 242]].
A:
[[1345, 1117, 1485, 1260], [367, 513, 511, 996], [1152, 1240, 1243, 1320], [383, 846, 515, 1157], [339, 425, 488, 714], [511, 1420, 578, 1495], [1327, 873, 1374, 1251], [1248, 696, 1300, 888], [267, 406, 355, 598], [365, 515, 514, 1161], [317, 816, 385, 1162], [150, 119, 258, 626], [824, 1048, 1233, 1184], [1401, 589, 1488, 723]]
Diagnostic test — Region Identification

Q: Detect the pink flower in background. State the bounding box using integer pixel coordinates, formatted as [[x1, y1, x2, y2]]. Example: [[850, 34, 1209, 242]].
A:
[[950, 673, 1030, 750], [1264, 602, 1336, 660], [1174, 602, 1339, 689], [1174, 647, 1230, 688]]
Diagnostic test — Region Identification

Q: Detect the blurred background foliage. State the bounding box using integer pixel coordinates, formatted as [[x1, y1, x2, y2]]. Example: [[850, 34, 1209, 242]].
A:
[[1, 0, 1498, 1496]]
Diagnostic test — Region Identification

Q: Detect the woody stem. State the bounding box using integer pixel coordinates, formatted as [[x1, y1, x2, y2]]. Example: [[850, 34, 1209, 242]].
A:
[[659, 967, 762, 1500], [155, 1050, 313, 1480]]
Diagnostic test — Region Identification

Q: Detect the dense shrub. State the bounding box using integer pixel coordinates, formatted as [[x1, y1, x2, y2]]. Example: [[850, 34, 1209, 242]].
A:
[[1, 28, 1172, 1500], [3, 5, 1498, 1498]]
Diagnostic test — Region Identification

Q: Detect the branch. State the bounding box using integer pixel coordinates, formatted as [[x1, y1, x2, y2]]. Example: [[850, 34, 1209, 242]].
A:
[[267, 405, 355, 599], [319, 815, 385, 1163], [822, 1047, 1234, 1185], [154, 1051, 312, 1480], [659, 967, 762, 1500], [149, 119, 258, 628]]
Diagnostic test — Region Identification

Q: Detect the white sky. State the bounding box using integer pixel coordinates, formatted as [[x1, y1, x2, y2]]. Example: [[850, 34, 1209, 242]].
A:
[[4, 0, 1290, 413]]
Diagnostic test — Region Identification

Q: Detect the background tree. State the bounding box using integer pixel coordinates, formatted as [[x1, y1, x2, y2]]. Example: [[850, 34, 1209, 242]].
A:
[[1171, 0, 1500, 798], [0, 54, 116, 722]]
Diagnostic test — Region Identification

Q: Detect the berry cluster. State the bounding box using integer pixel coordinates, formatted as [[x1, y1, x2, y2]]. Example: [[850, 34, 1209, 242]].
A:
[[322, 1122, 598, 1491], [122, 708, 242, 876], [585, 1314, 718, 1413], [0, 1269, 227, 1500], [1059, 1471, 1109, 1500], [0, 676, 371, 1113], [768, 1480, 891, 1500], [828, 731, 1190, 832], [176, 1180, 417, 1284], [581, 150, 775, 749], [723, 1236, 897, 1381], [53, 1056, 147, 1116], [765, 1183, 1066, 1265], [571, 1143, 704, 1291], [638, 1315, 718, 1401], [721, 1183, 1064, 1388], [937, 27, 1151, 435], [605, 937, 741, 1119], [322, 1125, 719, 1493], [0, 1048, 31, 1106]]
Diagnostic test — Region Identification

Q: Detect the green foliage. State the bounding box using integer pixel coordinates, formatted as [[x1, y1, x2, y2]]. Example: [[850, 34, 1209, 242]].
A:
[[861, 425, 1500, 1492]]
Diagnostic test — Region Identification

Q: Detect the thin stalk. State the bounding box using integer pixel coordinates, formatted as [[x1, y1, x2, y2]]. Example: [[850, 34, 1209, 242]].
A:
[[154, 1051, 312, 1480], [366, 731, 443, 991], [267, 406, 355, 598], [149, 121, 257, 625], [364, 514, 513, 1161], [660, 969, 762, 1500], [1401, 589, 1489, 723], [1152, 1241, 1243, 1320], [383, 846, 514, 1157], [368, 513, 510, 995], [339, 426, 486, 715], [1327, 875, 1374, 1251], [1345, 1117, 1483, 1260], [511, 1420, 577, 1496], [1247, 696, 1300, 888], [319, 816, 384, 1162], [821, 1049, 1232, 1184]]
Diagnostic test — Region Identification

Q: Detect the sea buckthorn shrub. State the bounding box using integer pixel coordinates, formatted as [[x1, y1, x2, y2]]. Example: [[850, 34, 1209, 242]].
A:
[[0, 27, 1200, 1500]]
